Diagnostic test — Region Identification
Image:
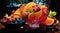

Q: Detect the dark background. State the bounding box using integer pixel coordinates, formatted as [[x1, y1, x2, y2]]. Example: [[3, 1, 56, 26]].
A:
[[50, 0, 60, 20]]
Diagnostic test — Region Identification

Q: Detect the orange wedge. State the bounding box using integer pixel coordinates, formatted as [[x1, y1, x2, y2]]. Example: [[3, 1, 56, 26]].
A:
[[44, 17, 54, 25]]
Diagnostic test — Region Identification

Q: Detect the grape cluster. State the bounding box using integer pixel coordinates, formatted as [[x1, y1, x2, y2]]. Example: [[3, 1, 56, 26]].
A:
[[1, 16, 15, 23], [1, 16, 25, 24]]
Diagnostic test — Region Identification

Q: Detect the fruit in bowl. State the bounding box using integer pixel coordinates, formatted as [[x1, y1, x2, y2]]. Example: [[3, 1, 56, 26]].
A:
[[20, 2, 49, 28], [9, 2, 49, 28]]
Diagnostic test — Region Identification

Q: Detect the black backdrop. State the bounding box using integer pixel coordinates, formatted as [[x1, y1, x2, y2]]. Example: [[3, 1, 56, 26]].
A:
[[0, 0, 60, 20], [50, 0, 60, 20], [0, 0, 6, 19]]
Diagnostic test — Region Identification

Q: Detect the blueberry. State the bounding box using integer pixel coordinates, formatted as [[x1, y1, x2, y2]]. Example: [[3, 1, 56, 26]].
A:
[[15, 18, 20, 21], [20, 19, 25, 22], [20, 21, 23, 23], [20, 18, 22, 20], [17, 21, 20, 23], [19, 18, 25, 23], [15, 18, 25, 24], [22, 20, 25, 22], [15, 21, 18, 24], [11, 22, 14, 24]]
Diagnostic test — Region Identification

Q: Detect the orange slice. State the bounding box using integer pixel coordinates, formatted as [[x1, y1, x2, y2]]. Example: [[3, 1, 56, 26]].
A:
[[35, 10, 42, 18], [28, 12, 35, 21], [28, 10, 42, 21], [44, 17, 54, 25]]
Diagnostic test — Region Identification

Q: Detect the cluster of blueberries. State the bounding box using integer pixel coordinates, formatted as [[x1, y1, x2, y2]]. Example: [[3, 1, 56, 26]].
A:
[[10, 18, 25, 24]]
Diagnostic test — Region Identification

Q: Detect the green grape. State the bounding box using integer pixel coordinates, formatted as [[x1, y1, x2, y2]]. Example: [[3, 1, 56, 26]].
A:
[[49, 10, 53, 16], [28, 9, 34, 13], [48, 10, 57, 16], [52, 11, 57, 16], [5, 13, 8, 17]]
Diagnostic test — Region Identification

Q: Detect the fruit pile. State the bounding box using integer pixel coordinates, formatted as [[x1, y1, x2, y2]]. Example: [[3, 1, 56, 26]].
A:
[[0, 2, 48, 24], [0, 14, 25, 24], [0, 2, 58, 29]]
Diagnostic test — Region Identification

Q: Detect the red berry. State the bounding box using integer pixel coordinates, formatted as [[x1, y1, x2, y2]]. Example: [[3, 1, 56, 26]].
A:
[[33, 7, 40, 12], [37, 7, 41, 11], [7, 18, 12, 22], [32, 6, 35, 8], [36, 4, 38, 7], [12, 19, 16, 22], [12, 10, 15, 14], [4, 16, 7, 19], [1, 18, 7, 23]]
